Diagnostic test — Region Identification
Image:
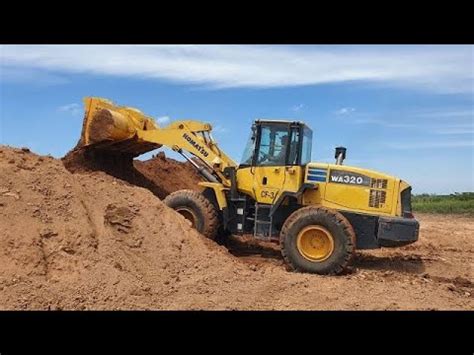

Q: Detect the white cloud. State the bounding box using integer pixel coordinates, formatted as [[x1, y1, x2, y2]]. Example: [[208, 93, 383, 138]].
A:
[[411, 109, 474, 119], [291, 104, 304, 112], [156, 116, 170, 125], [354, 118, 415, 128], [1, 45, 472, 93], [0, 65, 68, 85], [335, 107, 356, 115], [212, 125, 228, 134], [57, 103, 81, 115], [386, 140, 474, 149], [433, 127, 474, 135], [345, 108, 473, 131]]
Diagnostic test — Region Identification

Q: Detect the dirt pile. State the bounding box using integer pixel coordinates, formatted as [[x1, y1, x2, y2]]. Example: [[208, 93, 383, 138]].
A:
[[134, 152, 202, 195], [62, 147, 201, 199], [1, 145, 472, 310], [0, 145, 242, 310]]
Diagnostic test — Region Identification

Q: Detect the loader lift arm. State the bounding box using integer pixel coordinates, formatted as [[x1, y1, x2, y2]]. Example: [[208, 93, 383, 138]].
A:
[[137, 121, 237, 185], [80, 97, 237, 187]]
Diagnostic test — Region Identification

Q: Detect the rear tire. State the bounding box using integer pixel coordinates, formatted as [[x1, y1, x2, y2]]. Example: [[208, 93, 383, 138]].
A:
[[163, 189, 220, 240], [280, 206, 356, 275]]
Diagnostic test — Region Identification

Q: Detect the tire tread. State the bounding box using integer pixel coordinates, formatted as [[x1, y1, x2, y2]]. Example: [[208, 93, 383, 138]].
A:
[[279, 206, 356, 275], [163, 189, 220, 240]]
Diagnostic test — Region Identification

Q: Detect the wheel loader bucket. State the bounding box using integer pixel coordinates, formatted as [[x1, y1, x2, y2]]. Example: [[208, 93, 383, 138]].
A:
[[79, 97, 162, 156]]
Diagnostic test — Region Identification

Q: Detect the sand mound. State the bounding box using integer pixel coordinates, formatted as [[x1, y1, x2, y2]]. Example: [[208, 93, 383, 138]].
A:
[[62, 147, 202, 199], [1, 145, 472, 310], [0, 145, 242, 310], [134, 152, 203, 195]]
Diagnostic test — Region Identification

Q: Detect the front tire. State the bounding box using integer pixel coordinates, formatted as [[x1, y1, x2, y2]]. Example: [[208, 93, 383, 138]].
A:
[[163, 189, 220, 240], [280, 206, 356, 275]]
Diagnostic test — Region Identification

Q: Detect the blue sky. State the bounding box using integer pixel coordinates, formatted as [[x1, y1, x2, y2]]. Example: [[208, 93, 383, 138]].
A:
[[0, 45, 472, 194]]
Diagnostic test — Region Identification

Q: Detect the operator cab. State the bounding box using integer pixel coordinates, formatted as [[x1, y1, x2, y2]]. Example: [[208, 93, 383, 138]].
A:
[[240, 120, 313, 167]]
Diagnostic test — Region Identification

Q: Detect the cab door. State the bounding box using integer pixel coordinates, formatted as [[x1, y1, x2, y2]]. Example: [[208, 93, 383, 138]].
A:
[[252, 124, 294, 204], [253, 166, 286, 204], [236, 122, 304, 204]]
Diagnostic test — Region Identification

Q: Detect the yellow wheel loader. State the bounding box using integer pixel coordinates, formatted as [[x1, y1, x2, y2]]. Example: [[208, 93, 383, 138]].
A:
[[79, 97, 419, 275]]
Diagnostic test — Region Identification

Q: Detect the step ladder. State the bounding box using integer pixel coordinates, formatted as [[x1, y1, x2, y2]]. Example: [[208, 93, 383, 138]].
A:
[[253, 203, 273, 240], [233, 198, 247, 233]]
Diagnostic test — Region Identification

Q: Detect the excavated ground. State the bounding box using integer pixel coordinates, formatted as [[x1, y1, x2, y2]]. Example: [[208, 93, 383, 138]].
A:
[[0, 145, 472, 310], [62, 147, 201, 199]]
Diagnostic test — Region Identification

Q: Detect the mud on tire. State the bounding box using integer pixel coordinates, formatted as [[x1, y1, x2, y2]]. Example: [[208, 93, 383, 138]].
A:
[[280, 206, 356, 275], [163, 189, 220, 240]]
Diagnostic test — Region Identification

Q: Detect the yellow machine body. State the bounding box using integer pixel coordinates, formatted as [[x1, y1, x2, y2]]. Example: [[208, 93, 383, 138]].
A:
[[302, 163, 402, 217], [77, 97, 418, 250], [79, 97, 410, 219], [235, 163, 406, 217], [236, 166, 304, 205]]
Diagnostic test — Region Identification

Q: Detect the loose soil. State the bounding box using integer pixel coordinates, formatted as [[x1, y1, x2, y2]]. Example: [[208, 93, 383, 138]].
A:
[[0, 145, 472, 310]]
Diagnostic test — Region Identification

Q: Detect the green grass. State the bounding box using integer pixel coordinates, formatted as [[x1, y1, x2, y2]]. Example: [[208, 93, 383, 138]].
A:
[[412, 192, 474, 214]]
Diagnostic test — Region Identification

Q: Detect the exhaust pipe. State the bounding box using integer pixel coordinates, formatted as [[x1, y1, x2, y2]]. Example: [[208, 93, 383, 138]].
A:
[[335, 146, 346, 165]]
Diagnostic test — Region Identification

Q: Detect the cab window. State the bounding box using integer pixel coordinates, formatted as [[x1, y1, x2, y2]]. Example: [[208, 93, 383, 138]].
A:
[[300, 127, 312, 165], [287, 127, 300, 165], [256, 125, 289, 166]]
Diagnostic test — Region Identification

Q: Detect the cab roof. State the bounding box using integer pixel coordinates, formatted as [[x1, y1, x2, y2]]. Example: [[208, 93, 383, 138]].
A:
[[254, 119, 312, 130]]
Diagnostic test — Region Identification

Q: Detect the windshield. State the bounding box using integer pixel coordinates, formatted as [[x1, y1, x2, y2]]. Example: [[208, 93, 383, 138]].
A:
[[240, 128, 256, 165], [240, 123, 312, 166]]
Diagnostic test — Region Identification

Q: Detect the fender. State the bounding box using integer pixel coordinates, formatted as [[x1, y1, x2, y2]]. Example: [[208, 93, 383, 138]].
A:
[[198, 182, 229, 209]]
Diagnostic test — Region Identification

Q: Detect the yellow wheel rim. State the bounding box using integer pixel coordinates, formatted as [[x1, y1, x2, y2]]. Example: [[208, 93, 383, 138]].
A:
[[176, 207, 197, 228], [296, 225, 335, 262]]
